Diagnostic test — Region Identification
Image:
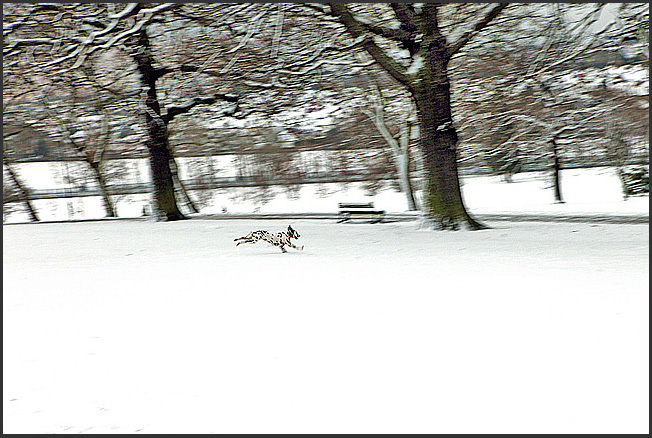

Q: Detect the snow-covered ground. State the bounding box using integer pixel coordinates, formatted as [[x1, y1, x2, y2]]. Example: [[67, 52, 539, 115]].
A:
[[3, 216, 649, 433], [4, 164, 649, 222], [204, 166, 648, 217]]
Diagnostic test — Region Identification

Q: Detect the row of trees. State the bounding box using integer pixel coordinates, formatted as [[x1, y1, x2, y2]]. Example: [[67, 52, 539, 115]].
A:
[[3, 3, 649, 229]]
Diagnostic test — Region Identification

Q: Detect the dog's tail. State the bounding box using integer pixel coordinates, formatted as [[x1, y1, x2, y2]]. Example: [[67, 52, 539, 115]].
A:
[[234, 232, 252, 242]]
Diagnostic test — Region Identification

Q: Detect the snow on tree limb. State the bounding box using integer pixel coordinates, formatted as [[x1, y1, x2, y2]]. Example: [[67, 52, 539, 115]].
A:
[[525, 8, 619, 79], [280, 58, 375, 76], [164, 93, 239, 124], [279, 35, 367, 71], [225, 7, 270, 55], [447, 3, 509, 57], [108, 3, 139, 20], [6, 4, 181, 72], [271, 3, 285, 60], [328, 3, 410, 87], [357, 20, 415, 44]]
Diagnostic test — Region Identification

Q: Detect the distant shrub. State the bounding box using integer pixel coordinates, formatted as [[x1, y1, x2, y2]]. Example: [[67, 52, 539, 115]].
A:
[[482, 122, 523, 182], [483, 145, 523, 182], [619, 165, 649, 197]]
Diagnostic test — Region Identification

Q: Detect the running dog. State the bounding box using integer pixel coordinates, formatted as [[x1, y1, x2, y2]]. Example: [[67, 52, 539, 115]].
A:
[[234, 225, 303, 253]]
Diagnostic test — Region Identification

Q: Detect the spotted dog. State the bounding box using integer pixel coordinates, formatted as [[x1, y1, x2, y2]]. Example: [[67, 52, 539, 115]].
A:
[[234, 225, 303, 253]]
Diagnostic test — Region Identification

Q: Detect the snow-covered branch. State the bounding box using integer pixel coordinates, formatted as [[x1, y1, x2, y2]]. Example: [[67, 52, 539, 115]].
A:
[[280, 58, 375, 76], [447, 3, 509, 57], [164, 93, 239, 123], [279, 34, 367, 71], [328, 3, 410, 87]]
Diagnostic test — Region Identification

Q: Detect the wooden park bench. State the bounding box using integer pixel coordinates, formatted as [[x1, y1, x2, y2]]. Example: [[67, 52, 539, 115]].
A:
[[337, 202, 385, 223]]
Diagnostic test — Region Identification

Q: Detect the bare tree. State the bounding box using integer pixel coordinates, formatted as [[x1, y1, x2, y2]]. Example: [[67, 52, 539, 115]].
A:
[[2, 67, 139, 219], [604, 121, 649, 198], [5, 3, 646, 222], [3, 3, 253, 221], [361, 77, 419, 210], [42, 82, 119, 216], [314, 3, 512, 229], [453, 3, 648, 203], [3, 140, 39, 222]]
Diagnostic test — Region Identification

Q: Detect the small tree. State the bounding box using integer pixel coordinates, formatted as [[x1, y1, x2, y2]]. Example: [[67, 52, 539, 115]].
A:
[[361, 77, 419, 210], [482, 121, 523, 183], [3, 147, 39, 222], [3, 3, 253, 221]]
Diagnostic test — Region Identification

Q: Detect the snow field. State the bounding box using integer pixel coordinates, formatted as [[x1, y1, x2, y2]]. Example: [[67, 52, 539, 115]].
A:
[[3, 219, 649, 433]]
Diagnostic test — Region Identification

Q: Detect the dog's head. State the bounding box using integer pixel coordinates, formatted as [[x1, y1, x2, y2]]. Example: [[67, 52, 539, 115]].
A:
[[288, 225, 300, 239]]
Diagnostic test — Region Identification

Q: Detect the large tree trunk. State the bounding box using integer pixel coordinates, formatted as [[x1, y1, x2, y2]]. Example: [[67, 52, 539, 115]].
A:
[[147, 126, 185, 221], [413, 37, 486, 230], [132, 29, 185, 221]]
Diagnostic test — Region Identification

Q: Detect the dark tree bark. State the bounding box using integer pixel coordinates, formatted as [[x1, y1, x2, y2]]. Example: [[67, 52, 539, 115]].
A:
[[412, 9, 485, 230], [131, 29, 185, 221]]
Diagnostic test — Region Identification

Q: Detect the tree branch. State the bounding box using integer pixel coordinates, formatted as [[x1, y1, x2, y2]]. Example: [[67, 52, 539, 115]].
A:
[[38, 4, 177, 70], [447, 3, 509, 57], [164, 93, 239, 123], [299, 3, 332, 15], [153, 64, 201, 81], [358, 21, 415, 44], [108, 3, 139, 20], [241, 78, 303, 90], [525, 23, 617, 79], [279, 34, 366, 71], [280, 58, 374, 76], [390, 3, 419, 57], [328, 3, 411, 88]]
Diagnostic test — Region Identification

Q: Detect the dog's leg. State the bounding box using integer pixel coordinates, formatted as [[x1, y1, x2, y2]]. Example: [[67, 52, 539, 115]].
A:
[[279, 245, 288, 253], [288, 243, 303, 251]]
